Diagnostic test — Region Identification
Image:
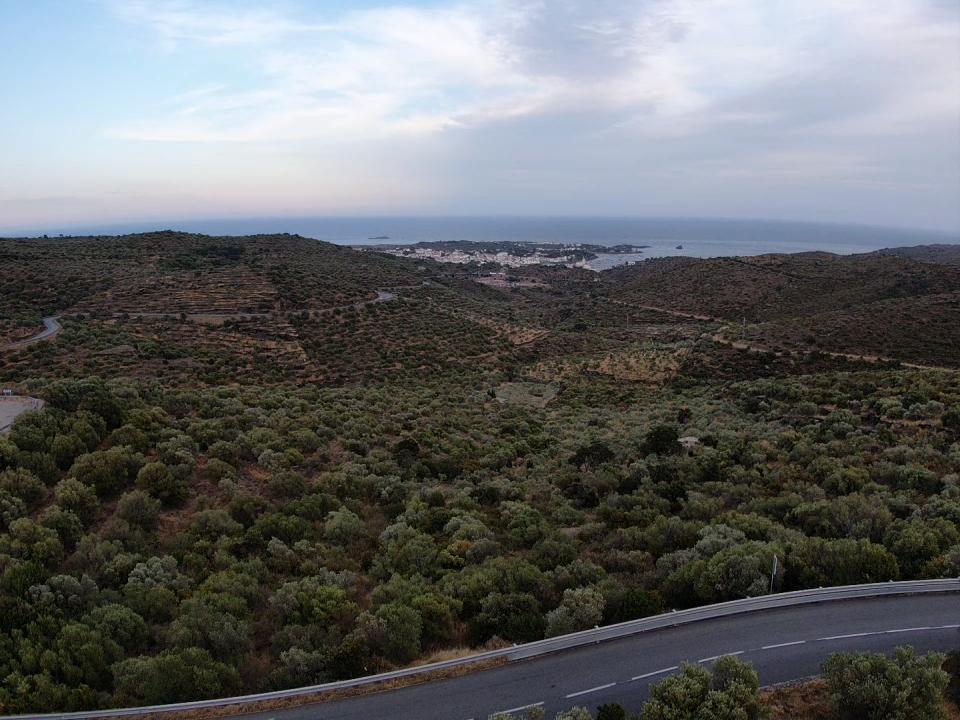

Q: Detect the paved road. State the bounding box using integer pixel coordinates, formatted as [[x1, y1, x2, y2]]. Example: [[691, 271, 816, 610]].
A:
[[1, 316, 62, 350], [0, 396, 44, 434], [242, 594, 958, 720]]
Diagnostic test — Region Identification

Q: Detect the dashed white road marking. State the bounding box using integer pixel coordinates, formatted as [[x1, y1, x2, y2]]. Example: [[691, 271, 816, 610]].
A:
[[698, 651, 744, 663], [762, 640, 806, 650], [488, 624, 958, 718], [491, 702, 544, 716], [631, 666, 679, 681], [565, 682, 616, 699]]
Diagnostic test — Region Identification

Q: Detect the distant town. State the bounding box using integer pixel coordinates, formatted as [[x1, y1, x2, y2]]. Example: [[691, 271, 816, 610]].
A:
[[359, 240, 650, 268]]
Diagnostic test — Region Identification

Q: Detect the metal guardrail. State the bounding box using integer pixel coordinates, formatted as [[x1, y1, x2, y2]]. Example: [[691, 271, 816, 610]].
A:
[[505, 578, 959, 659], [6, 579, 958, 719]]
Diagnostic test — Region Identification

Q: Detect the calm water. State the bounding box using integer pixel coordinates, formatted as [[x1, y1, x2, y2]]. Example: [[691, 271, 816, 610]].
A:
[[11, 216, 957, 261]]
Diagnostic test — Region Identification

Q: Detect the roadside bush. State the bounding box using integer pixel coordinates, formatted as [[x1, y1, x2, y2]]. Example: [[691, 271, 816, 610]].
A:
[[545, 587, 605, 637], [641, 656, 764, 720], [112, 648, 241, 705], [822, 647, 948, 720]]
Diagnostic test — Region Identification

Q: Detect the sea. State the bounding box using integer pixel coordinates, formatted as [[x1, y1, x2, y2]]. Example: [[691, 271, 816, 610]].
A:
[[10, 216, 958, 270]]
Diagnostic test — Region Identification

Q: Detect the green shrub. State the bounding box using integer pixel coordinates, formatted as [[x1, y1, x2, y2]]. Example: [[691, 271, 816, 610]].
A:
[[822, 647, 948, 720]]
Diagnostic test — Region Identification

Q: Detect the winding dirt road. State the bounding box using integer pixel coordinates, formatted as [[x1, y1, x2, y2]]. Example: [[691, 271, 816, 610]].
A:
[[611, 299, 956, 373]]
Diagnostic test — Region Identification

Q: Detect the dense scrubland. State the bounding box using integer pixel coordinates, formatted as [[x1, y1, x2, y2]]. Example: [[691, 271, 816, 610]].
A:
[[0, 232, 958, 713]]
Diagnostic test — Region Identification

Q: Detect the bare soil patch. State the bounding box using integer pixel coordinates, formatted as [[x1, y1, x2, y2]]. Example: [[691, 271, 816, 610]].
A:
[[495, 381, 559, 408]]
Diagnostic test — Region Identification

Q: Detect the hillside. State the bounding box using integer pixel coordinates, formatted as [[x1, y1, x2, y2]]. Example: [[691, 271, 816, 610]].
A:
[[4, 235, 960, 386], [602, 250, 960, 367], [0, 233, 958, 713], [0, 232, 506, 385], [0, 231, 424, 320], [604, 252, 960, 320], [747, 291, 960, 368], [875, 243, 960, 266]]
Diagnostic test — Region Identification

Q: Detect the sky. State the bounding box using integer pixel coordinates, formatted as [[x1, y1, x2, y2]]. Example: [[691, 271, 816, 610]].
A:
[[1, 0, 959, 234]]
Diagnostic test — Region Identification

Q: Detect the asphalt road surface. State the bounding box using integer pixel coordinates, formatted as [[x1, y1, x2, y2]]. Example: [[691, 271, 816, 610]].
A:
[[242, 593, 959, 720], [0, 396, 44, 435], [1, 316, 62, 350]]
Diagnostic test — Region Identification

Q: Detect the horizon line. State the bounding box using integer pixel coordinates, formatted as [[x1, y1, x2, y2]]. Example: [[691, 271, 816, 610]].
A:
[[3, 213, 959, 240]]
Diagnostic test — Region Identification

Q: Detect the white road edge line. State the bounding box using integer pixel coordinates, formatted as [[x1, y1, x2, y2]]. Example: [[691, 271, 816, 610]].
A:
[[818, 624, 960, 642], [761, 640, 806, 650], [817, 631, 883, 641], [565, 682, 616, 699], [698, 651, 744, 664], [632, 666, 679, 681], [491, 702, 544, 716]]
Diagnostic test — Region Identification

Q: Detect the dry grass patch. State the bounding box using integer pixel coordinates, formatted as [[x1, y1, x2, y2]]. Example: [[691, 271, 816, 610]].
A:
[[591, 345, 691, 383], [412, 639, 512, 666], [102, 656, 509, 720], [461, 312, 551, 346], [761, 678, 960, 720], [762, 679, 831, 720], [495, 382, 559, 408]]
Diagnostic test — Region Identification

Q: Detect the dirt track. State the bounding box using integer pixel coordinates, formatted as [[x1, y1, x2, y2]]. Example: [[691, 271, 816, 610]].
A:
[[611, 299, 956, 373]]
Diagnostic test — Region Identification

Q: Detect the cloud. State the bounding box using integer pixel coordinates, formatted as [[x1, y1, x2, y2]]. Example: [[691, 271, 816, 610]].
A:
[[108, 0, 958, 150], [87, 0, 960, 230], [111, 0, 333, 45], [108, 0, 704, 142]]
